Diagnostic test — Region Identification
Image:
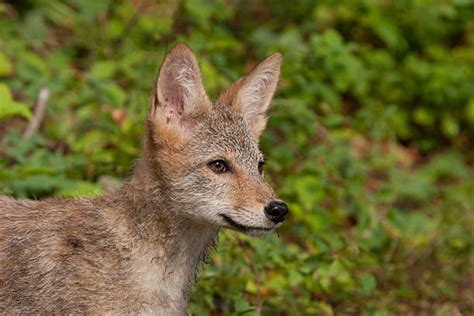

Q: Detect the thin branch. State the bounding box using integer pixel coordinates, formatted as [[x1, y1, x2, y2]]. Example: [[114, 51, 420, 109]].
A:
[[22, 87, 49, 139]]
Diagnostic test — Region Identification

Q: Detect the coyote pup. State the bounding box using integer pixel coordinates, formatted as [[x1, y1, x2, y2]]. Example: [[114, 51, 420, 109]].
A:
[[0, 44, 288, 315]]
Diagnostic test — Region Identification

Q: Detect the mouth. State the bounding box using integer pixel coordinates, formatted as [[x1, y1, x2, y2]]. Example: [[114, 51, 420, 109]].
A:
[[219, 214, 273, 234]]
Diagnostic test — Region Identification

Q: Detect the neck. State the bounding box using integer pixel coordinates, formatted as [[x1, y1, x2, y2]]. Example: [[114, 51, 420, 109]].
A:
[[102, 158, 219, 312]]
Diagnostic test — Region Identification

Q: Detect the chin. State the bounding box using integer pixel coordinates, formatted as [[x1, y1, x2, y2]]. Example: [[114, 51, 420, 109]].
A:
[[242, 227, 276, 237], [219, 214, 278, 237]]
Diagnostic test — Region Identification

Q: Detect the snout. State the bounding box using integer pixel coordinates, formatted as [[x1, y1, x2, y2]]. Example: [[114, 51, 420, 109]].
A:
[[264, 201, 289, 223]]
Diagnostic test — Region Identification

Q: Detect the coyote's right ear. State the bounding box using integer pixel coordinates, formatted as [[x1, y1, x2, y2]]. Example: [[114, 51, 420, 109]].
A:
[[150, 44, 211, 142]]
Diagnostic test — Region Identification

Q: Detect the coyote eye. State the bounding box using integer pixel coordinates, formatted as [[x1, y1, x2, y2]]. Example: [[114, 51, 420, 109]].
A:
[[208, 160, 229, 174], [258, 160, 265, 175]]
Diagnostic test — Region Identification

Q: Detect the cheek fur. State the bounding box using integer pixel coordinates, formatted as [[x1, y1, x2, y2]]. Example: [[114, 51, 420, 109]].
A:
[[172, 170, 232, 206]]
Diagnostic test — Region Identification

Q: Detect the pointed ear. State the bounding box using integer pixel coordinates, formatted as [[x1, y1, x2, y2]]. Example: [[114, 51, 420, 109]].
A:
[[150, 44, 211, 141], [223, 53, 281, 138]]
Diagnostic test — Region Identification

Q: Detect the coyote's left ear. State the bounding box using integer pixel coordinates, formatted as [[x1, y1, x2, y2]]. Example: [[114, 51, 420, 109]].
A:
[[228, 53, 281, 138]]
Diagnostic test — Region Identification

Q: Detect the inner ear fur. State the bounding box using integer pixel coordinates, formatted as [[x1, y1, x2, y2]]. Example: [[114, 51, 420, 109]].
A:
[[150, 44, 212, 142]]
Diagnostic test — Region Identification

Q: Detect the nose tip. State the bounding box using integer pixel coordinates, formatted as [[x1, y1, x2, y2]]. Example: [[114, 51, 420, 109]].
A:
[[264, 201, 289, 223]]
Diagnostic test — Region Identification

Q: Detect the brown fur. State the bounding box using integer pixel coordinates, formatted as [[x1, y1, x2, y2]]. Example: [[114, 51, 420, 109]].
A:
[[0, 44, 284, 315]]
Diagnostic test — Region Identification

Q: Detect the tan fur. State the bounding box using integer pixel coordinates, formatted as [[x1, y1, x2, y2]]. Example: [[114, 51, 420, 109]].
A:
[[0, 44, 285, 315]]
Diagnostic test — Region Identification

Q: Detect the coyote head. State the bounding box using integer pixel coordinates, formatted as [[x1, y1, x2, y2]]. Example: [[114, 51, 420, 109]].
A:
[[143, 44, 288, 236]]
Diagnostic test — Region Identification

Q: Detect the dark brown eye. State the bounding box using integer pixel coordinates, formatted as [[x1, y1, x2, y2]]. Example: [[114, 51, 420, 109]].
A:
[[258, 160, 265, 174], [208, 160, 229, 174]]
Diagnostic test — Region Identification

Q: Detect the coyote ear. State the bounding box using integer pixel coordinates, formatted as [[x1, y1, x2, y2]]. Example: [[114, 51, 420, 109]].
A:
[[231, 53, 281, 138], [151, 44, 211, 140]]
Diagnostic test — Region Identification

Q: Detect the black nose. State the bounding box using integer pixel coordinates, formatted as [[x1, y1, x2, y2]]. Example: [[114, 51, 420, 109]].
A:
[[264, 201, 289, 223]]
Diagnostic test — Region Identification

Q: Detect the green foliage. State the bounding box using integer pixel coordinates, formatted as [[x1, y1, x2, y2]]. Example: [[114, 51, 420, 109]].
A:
[[0, 84, 32, 120], [0, 1, 473, 314]]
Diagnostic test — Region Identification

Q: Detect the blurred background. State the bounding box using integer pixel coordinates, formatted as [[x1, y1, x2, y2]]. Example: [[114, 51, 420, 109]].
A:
[[0, 0, 473, 315]]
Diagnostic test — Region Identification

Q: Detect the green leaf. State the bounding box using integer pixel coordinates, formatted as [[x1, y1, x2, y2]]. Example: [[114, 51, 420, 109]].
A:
[[441, 114, 459, 138], [233, 295, 256, 315], [0, 52, 13, 76], [57, 181, 102, 197], [360, 273, 377, 296], [413, 107, 434, 126], [466, 98, 474, 124], [89, 61, 117, 80], [288, 269, 304, 286], [0, 84, 32, 120]]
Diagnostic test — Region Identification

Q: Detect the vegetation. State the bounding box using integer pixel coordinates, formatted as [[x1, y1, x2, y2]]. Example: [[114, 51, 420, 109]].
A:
[[1, 1, 473, 314]]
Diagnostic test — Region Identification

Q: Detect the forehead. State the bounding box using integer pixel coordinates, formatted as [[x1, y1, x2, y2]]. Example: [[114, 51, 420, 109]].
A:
[[190, 107, 262, 164]]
